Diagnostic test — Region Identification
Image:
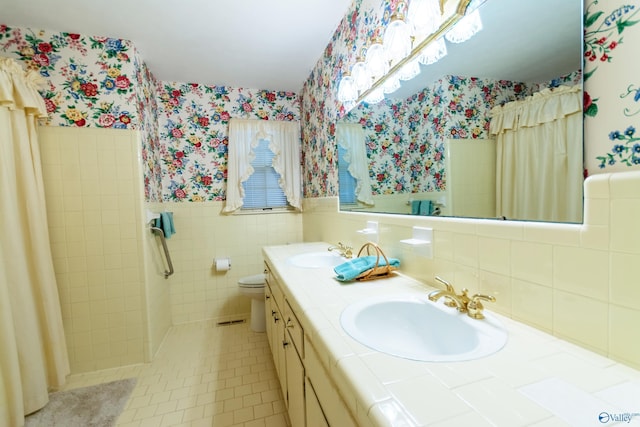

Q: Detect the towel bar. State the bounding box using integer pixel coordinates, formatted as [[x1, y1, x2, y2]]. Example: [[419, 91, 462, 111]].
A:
[[150, 226, 174, 279]]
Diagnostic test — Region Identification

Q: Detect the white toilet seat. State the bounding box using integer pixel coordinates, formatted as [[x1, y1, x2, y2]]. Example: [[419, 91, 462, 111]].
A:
[[239, 273, 266, 287]]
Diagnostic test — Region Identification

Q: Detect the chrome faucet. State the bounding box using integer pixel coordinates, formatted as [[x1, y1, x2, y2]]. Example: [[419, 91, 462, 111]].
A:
[[328, 242, 353, 258], [428, 276, 495, 319]]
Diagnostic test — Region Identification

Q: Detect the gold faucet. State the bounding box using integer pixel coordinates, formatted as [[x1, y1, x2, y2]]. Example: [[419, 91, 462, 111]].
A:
[[328, 242, 353, 258], [428, 276, 495, 319], [466, 294, 496, 319], [428, 276, 470, 312]]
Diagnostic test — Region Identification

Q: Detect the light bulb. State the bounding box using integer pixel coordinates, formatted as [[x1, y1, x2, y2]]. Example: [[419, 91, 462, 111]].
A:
[[366, 38, 388, 81], [351, 58, 371, 93], [337, 73, 358, 103], [383, 14, 412, 67], [407, 0, 442, 43]]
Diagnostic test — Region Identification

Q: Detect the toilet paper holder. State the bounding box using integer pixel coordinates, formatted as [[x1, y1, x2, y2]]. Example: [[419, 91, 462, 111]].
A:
[[214, 257, 231, 271]]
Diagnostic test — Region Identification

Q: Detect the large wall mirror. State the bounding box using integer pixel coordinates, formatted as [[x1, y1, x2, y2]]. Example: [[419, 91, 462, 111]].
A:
[[337, 0, 584, 223]]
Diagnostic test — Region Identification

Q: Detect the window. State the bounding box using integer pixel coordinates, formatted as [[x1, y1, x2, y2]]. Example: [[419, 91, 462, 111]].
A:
[[337, 144, 357, 205], [241, 139, 289, 210], [224, 118, 301, 213], [335, 123, 374, 207]]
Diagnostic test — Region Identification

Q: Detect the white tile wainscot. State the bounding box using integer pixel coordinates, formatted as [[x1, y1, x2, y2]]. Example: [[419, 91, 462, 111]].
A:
[[262, 242, 640, 427]]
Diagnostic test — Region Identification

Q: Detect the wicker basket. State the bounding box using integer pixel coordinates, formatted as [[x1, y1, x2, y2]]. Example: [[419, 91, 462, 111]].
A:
[[354, 242, 397, 281]]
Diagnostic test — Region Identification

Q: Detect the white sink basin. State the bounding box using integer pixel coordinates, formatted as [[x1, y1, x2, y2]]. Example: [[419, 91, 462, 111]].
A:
[[287, 251, 347, 268], [340, 294, 507, 362]]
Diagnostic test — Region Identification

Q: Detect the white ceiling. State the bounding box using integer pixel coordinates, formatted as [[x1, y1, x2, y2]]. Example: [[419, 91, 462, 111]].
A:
[[0, 0, 581, 96], [0, 0, 352, 92]]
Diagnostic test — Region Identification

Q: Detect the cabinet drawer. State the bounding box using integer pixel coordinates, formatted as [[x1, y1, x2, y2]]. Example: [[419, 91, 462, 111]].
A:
[[271, 280, 284, 312], [284, 300, 304, 358], [264, 262, 285, 310]]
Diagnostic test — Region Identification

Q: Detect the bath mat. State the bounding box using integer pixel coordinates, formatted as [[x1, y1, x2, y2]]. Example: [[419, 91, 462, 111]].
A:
[[25, 377, 136, 427]]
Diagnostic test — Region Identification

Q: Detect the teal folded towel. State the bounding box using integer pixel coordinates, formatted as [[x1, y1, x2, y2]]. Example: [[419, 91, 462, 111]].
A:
[[334, 256, 401, 282], [419, 200, 432, 216], [411, 200, 433, 216], [411, 200, 421, 215], [155, 212, 176, 238]]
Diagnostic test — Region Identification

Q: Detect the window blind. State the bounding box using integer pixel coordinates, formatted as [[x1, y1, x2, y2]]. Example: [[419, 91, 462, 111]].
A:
[[337, 144, 357, 204], [242, 139, 288, 209]]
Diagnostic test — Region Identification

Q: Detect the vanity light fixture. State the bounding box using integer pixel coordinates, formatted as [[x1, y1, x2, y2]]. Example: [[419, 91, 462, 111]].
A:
[[407, 0, 443, 44], [365, 36, 388, 81], [383, 8, 412, 68], [382, 73, 401, 94], [417, 36, 448, 65], [445, 0, 483, 43], [337, 71, 358, 103], [397, 57, 421, 81], [337, 0, 480, 106], [364, 87, 385, 104], [351, 56, 372, 93]]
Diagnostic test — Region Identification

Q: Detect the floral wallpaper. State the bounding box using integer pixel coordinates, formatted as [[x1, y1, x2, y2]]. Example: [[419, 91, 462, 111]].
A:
[[0, 23, 165, 200], [3, 0, 639, 203], [0, 23, 299, 203], [136, 61, 163, 202], [583, 1, 640, 171], [0, 25, 140, 128], [156, 83, 299, 202], [343, 72, 581, 195], [300, 0, 640, 199], [300, 0, 384, 198]]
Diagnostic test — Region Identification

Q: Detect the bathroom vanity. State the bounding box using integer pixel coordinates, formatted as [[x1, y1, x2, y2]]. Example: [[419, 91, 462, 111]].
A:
[[263, 242, 640, 427]]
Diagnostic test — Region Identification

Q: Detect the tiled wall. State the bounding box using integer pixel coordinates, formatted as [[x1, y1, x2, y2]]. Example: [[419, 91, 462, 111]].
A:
[[301, 170, 640, 370], [38, 126, 152, 373], [38, 125, 303, 371], [0, 24, 164, 200], [160, 203, 303, 324], [298, 0, 640, 373], [143, 201, 172, 358], [445, 138, 496, 218]]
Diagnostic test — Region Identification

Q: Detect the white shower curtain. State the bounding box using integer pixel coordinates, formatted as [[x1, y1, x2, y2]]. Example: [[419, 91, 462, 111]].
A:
[[490, 84, 583, 223], [0, 57, 69, 426], [336, 123, 374, 206]]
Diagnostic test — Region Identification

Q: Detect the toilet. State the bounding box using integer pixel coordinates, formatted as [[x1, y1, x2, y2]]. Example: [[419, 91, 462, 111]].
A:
[[238, 274, 266, 332]]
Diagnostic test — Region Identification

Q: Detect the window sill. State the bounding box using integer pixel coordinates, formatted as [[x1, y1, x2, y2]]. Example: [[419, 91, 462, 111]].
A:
[[234, 207, 299, 215]]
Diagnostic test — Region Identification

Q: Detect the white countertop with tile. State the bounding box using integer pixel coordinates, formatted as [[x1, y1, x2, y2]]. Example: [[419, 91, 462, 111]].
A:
[[263, 242, 640, 427]]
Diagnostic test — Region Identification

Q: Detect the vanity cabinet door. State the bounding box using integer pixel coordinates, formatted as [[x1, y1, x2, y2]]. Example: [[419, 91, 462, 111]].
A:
[[285, 301, 304, 357], [265, 264, 287, 397], [284, 300, 306, 426], [305, 341, 358, 427], [275, 304, 287, 396], [265, 283, 274, 352], [305, 377, 329, 427], [285, 333, 305, 427]]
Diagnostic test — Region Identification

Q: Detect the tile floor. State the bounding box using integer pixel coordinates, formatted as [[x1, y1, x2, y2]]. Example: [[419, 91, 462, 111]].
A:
[[62, 321, 290, 427]]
